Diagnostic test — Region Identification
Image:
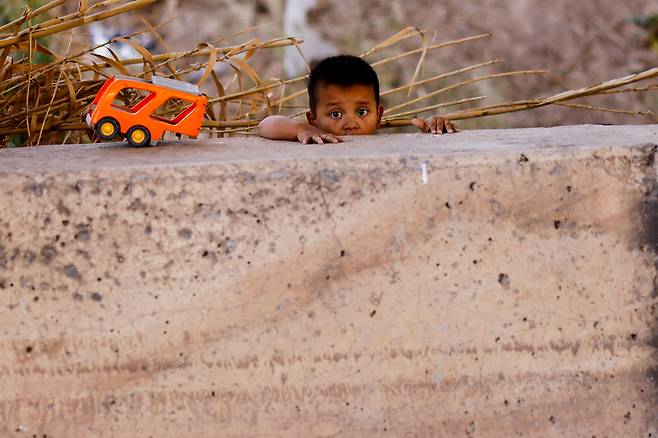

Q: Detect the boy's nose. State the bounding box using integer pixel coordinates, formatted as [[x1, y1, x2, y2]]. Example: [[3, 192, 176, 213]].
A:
[[342, 118, 359, 132]]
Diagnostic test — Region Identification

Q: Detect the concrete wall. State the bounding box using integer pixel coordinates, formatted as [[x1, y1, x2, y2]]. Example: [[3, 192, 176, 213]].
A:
[[0, 125, 656, 437]]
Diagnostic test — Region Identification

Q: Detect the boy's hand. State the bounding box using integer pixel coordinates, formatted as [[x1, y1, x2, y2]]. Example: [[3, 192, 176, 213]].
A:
[[297, 125, 342, 144], [411, 116, 458, 134], [259, 115, 342, 144]]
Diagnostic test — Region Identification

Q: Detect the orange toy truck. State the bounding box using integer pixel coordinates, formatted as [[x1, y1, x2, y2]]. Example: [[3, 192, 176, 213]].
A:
[[86, 75, 208, 147]]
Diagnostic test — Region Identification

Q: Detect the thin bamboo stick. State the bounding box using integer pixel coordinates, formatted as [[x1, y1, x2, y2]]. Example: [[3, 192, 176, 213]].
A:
[[0, 0, 66, 35], [21, 0, 126, 32], [540, 67, 658, 104], [370, 34, 492, 67], [384, 70, 548, 114], [437, 68, 658, 121], [0, 0, 158, 49], [381, 59, 501, 97], [208, 34, 493, 106], [383, 96, 487, 120], [361, 27, 432, 58], [596, 84, 658, 95], [554, 102, 654, 116], [208, 79, 305, 104], [76, 37, 302, 72]]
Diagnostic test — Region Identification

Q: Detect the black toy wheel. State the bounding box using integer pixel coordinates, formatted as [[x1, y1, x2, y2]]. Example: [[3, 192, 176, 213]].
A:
[[95, 117, 120, 141], [126, 125, 151, 147]]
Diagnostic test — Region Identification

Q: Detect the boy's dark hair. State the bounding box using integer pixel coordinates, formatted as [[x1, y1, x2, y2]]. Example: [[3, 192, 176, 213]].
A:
[[307, 55, 380, 114]]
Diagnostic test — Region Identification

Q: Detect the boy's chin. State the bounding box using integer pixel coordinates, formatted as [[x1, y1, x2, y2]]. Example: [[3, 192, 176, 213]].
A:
[[336, 129, 376, 136], [316, 125, 377, 136]]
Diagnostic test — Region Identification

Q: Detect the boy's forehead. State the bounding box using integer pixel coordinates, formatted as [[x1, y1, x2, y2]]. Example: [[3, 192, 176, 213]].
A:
[[315, 82, 377, 104]]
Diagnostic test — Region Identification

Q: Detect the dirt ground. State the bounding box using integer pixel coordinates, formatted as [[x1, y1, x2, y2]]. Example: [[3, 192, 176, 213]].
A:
[[60, 0, 658, 129]]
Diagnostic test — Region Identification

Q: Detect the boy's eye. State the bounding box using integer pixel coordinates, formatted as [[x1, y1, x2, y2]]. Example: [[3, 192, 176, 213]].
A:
[[329, 111, 342, 119], [356, 108, 370, 116]]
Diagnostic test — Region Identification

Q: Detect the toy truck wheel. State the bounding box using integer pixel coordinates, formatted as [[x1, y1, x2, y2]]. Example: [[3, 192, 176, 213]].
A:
[[95, 117, 120, 141], [126, 125, 151, 147]]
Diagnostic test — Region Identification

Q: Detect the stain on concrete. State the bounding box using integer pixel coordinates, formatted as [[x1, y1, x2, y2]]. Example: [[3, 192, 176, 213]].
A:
[[633, 144, 658, 408], [74, 225, 91, 241], [24, 181, 44, 197], [64, 264, 80, 279], [56, 200, 70, 216], [23, 251, 36, 264], [498, 273, 510, 289], [90, 292, 103, 302], [224, 239, 237, 254], [40, 245, 57, 263]]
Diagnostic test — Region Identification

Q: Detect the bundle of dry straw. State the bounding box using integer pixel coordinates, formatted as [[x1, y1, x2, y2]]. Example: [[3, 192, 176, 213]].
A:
[[0, 0, 656, 147]]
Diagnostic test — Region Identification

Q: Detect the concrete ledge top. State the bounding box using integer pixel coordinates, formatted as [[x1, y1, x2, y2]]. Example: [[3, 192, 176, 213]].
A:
[[1, 124, 656, 174]]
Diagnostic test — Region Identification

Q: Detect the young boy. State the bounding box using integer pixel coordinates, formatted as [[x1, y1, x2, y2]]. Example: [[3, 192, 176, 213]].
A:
[[258, 55, 458, 144]]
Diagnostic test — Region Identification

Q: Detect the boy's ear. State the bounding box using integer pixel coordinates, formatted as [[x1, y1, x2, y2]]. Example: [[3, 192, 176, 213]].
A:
[[376, 105, 384, 128], [306, 110, 316, 127]]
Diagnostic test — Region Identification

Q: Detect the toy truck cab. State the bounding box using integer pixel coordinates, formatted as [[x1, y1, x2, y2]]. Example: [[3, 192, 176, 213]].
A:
[[86, 75, 207, 147]]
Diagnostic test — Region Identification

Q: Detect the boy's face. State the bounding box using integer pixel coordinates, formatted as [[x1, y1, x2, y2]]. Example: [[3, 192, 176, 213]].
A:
[[307, 83, 384, 136]]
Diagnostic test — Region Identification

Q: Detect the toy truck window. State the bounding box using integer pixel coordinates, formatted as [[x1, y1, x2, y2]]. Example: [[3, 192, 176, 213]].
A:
[[151, 97, 194, 123], [112, 87, 154, 112]]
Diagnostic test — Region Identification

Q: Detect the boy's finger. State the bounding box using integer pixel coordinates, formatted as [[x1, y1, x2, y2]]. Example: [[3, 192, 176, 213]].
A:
[[313, 135, 324, 144], [431, 118, 439, 134], [322, 134, 339, 143], [411, 118, 429, 132], [442, 121, 450, 134]]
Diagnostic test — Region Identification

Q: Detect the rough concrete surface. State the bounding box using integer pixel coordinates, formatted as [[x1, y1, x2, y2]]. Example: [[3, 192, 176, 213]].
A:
[[0, 125, 657, 437]]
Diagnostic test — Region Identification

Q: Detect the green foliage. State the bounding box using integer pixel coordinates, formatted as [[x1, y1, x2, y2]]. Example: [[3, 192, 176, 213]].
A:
[[0, 0, 52, 66], [1, 1, 49, 28], [1, 1, 28, 26], [632, 14, 658, 31], [632, 14, 658, 54], [8, 135, 27, 148]]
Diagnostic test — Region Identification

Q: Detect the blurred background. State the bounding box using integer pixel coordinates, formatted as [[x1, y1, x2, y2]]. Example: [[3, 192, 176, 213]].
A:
[[2, 0, 657, 132]]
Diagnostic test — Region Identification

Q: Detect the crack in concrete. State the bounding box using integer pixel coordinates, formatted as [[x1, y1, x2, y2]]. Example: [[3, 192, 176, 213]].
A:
[[316, 171, 344, 251]]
